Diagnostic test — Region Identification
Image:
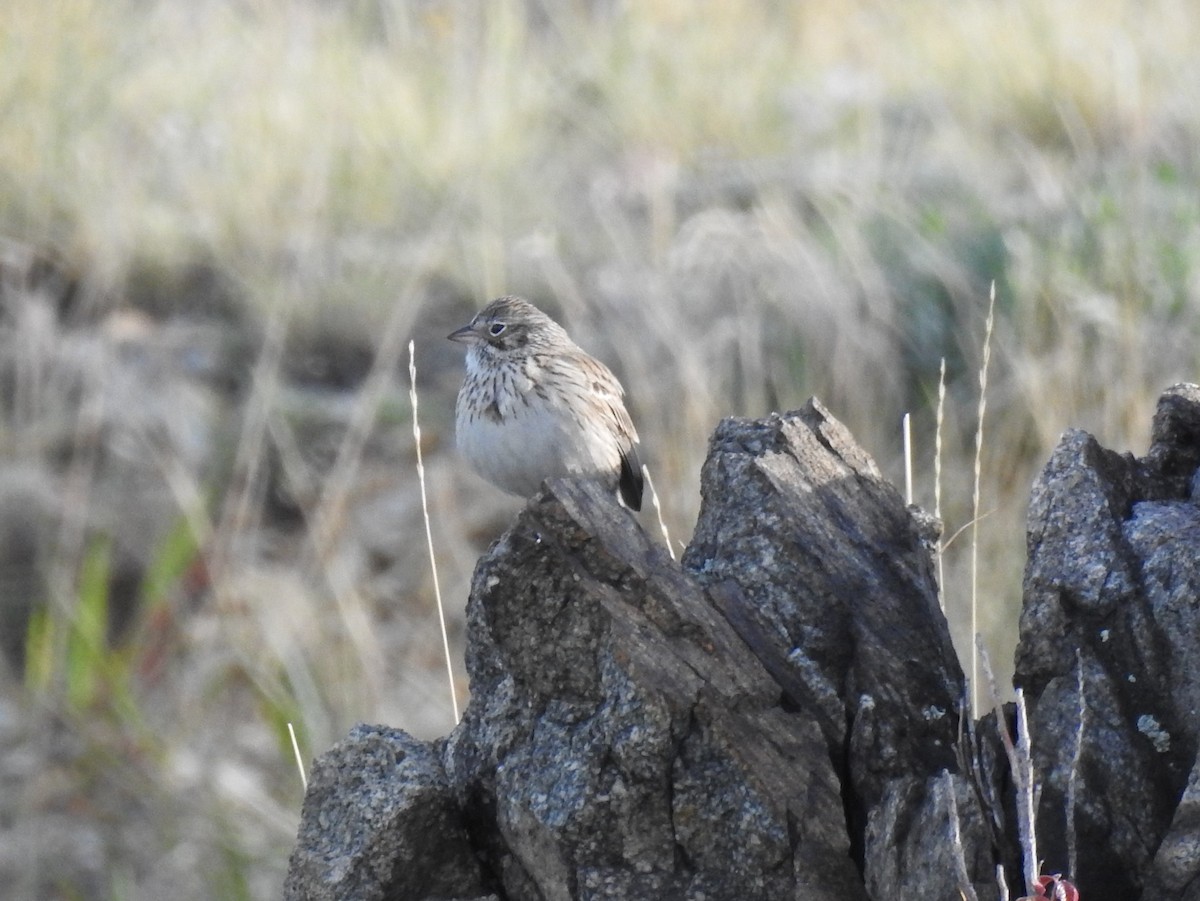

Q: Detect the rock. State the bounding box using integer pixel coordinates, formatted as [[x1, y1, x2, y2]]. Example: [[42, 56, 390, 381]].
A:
[[444, 472, 865, 900], [1146, 754, 1200, 896], [1016, 383, 1200, 900], [681, 401, 983, 898], [271, 383, 1200, 899], [283, 724, 486, 901], [286, 398, 994, 900]]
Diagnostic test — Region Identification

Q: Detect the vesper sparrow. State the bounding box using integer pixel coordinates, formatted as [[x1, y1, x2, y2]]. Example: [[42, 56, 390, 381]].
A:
[[448, 295, 643, 511]]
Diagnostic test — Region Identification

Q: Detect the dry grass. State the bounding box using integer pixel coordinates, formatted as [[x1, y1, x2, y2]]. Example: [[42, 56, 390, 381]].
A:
[[1, 0, 1198, 896]]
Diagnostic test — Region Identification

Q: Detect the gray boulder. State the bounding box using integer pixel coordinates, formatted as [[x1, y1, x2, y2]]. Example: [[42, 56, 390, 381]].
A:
[[284, 384, 1200, 900], [1017, 383, 1200, 900], [285, 398, 993, 899]]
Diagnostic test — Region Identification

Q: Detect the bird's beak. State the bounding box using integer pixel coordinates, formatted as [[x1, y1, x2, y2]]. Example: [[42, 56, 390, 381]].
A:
[[447, 322, 478, 344]]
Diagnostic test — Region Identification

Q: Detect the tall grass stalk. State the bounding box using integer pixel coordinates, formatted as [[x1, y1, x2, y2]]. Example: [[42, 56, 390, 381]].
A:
[[409, 341, 460, 724], [970, 287, 996, 715], [642, 464, 675, 561], [288, 722, 308, 792], [902, 412, 913, 505], [1067, 649, 1085, 880], [943, 769, 980, 901], [935, 358, 946, 611], [978, 635, 1040, 897]]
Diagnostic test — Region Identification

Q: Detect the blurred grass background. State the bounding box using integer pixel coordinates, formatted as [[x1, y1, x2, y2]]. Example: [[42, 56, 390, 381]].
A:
[[1, 0, 1198, 896]]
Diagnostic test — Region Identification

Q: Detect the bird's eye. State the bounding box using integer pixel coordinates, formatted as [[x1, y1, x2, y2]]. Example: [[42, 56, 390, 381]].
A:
[[488, 323, 506, 337]]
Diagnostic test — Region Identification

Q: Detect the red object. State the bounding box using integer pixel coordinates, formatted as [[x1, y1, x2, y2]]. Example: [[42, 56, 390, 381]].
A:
[[1022, 874, 1079, 901]]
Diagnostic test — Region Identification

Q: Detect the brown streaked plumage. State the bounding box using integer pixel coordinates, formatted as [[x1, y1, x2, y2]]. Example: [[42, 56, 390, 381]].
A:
[[448, 296, 643, 510]]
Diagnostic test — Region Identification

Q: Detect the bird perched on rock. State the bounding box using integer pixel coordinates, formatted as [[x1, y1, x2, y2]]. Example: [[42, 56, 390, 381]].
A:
[[449, 295, 643, 511]]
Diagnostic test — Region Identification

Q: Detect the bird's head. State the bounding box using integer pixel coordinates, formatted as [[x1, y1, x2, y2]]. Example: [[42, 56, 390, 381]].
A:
[[448, 295, 568, 359]]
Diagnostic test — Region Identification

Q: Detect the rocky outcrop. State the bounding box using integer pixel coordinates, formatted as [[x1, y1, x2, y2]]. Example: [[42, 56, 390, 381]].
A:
[[285, 385, 1200, 901], [680, 402, 981, 898], [1017, 383, 1200, 899], [286, 398, 993, 899]]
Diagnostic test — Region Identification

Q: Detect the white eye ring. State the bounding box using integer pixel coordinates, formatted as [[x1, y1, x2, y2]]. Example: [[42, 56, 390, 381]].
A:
[[489, 323, 506, 336]]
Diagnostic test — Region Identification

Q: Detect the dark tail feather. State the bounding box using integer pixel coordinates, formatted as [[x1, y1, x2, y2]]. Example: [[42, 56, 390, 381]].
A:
[[618, 444, 644, 511]]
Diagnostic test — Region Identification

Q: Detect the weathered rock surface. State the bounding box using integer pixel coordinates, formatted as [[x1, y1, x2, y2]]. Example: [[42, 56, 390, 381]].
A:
[[284, 724, 486, 901], [680, 402, 982, 897], [286, 398, 993, 900], [444, 473, 863, 901], [1017, 383, 1200, 900], [285, 385, 1200, 900]]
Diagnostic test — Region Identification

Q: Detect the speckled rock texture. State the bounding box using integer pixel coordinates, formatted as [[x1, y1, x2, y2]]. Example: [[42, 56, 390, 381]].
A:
[[287, 388, 1200, 900], [286, 399, 990, 900], [1017, 383, 1200, 900], [284, 724, 486, 901]]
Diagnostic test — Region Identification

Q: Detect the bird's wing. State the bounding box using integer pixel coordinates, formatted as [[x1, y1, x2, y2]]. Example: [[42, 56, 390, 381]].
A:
[[569, 351, 643, 510]]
